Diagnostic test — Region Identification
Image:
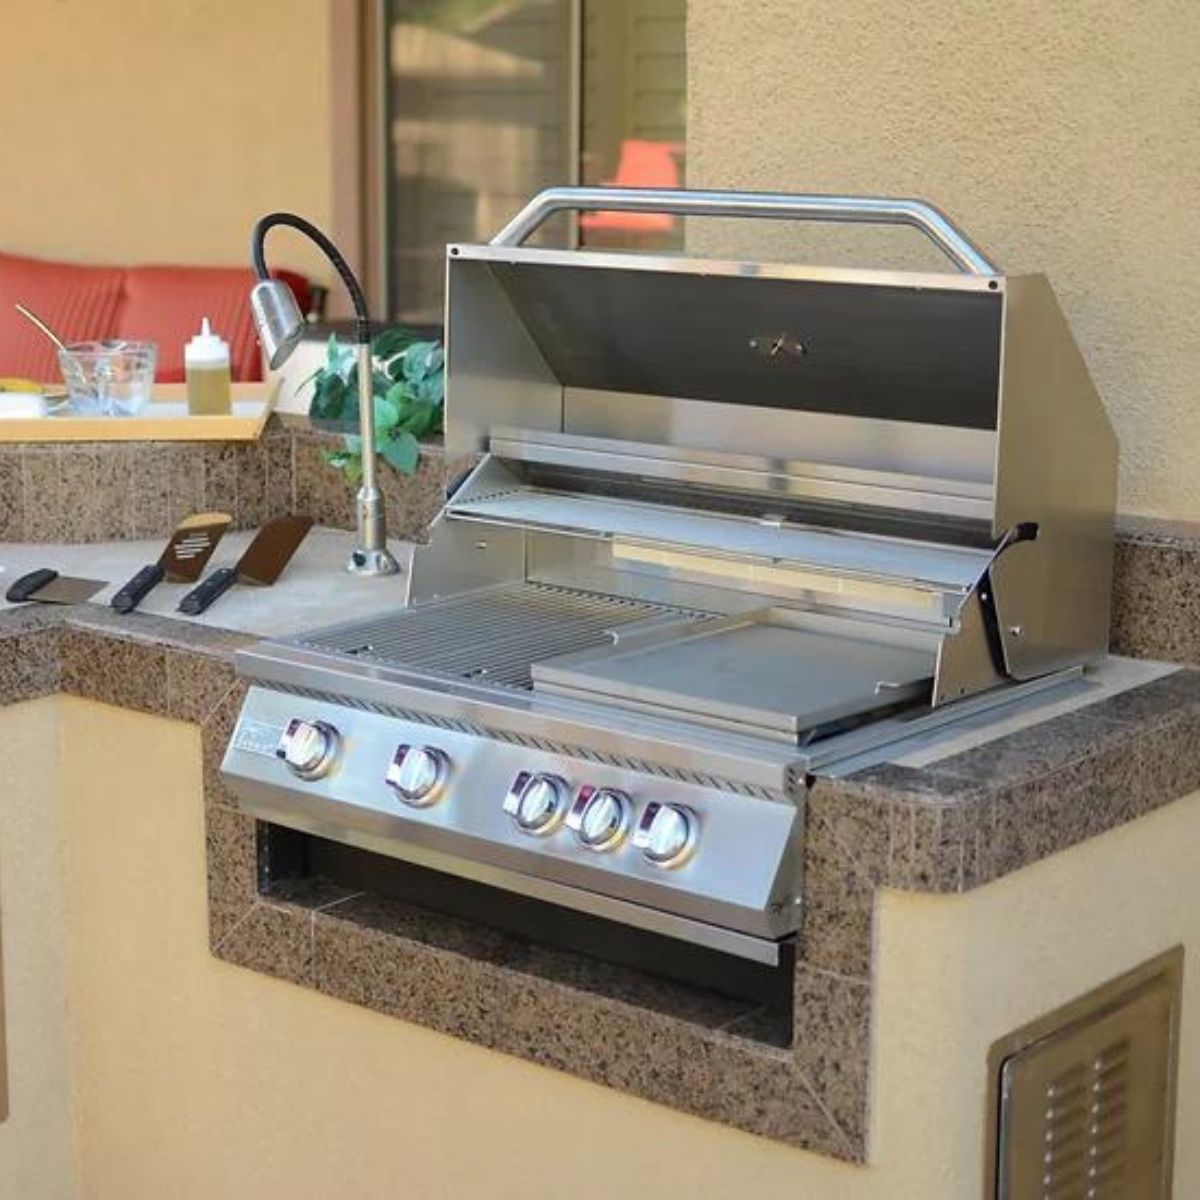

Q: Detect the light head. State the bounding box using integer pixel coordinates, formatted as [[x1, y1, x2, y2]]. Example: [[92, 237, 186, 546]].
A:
[[249, 277, 305, 370]]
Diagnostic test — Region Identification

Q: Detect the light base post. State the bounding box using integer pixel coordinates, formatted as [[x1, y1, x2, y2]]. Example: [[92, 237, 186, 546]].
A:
[[346, 342, 400, 576]]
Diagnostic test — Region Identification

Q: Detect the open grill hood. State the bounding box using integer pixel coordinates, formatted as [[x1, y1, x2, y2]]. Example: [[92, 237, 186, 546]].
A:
[[405, 188, 1117, 721]]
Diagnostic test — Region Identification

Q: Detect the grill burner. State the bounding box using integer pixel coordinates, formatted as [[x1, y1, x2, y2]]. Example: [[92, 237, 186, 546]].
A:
[[221, 186, 1116, 967]]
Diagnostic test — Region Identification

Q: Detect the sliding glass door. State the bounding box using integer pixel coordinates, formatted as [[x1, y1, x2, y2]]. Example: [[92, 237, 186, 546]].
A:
[[381, 0, 686, 324]]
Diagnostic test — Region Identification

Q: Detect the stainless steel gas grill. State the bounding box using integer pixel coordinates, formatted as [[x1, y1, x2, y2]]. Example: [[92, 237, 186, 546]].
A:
[[222, 188, 1117, 973]]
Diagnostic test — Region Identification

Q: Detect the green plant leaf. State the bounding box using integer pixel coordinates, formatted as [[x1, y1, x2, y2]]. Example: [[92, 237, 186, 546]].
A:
[[385, 379, 417, 407], [309, 372, 346, 422], [292, 363, 323, 399], [402, 341, 441, 383], [380, 430, 420, 474], [372, 326, 417, 361], [414, 371, 444, 406], [322, 447, 362, 484], [324, 335, 356, 381], [373, 392, 401, 432], [311, 335, 443, 449], [399, 400, 438, 437], [343, 434, 362, 455]]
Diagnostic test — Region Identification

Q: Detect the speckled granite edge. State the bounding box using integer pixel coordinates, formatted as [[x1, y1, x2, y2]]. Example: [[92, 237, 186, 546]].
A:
[[1111, 520, 1200, 664], [3, 607, 1200, 1161], [0, 416, 459, 546]]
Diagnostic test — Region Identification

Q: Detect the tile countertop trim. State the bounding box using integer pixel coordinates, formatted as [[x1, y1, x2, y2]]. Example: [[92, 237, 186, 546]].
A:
[[0, 417, 461, 547], [3, 606, 1200, 1160]]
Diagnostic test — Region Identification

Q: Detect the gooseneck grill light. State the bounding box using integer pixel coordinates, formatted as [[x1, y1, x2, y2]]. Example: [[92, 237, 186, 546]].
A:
[[249, 212, 400, 577]]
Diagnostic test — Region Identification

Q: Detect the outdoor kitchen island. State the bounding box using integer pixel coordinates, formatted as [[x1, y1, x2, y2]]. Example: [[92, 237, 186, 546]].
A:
[[1, 593, 1199, 1199], [4, 192, 1198, 1198], [213, 190, 1190, 1195]]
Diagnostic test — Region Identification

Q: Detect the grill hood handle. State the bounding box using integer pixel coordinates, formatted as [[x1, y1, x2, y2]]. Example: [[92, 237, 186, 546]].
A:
[[491, 186, 998, 276]]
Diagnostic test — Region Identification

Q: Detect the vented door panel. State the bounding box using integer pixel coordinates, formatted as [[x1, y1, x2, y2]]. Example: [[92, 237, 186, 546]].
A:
[[996, 972, 1178, 1199]]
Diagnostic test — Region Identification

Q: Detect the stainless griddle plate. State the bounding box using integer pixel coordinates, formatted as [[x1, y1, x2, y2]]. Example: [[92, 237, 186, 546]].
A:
[[532, 607, 936, 742]]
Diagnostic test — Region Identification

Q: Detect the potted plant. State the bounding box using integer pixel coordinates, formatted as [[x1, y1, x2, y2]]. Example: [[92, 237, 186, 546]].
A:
[[305, 328, 444, 482]]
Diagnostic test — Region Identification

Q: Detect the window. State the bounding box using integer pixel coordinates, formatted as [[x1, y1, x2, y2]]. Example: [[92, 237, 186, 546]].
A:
[[378, 0, 687, 324]]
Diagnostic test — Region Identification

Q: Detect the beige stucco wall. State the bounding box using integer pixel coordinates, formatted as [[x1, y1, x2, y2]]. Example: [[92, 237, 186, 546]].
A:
[[0, 0, 333, 283], [0, 697, 1191, 1198], [0, 700, 78, 1200], [0, 2, 1193, 515], [687, 1, 1200, 521]]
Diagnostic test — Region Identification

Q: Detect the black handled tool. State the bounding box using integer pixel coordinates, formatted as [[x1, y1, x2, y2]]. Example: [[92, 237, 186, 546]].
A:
[[111, 511, 232, 614], [6, 567, 59, 602], [6, 567, 106, 605], [178, 515, 314, 616]]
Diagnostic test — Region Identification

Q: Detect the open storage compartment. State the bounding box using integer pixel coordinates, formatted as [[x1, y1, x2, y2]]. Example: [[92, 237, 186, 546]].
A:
[[259, 821, 796, 1048]]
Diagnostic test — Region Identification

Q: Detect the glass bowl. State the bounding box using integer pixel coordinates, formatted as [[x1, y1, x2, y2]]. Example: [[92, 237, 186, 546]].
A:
[[58, 340, 157, 416]]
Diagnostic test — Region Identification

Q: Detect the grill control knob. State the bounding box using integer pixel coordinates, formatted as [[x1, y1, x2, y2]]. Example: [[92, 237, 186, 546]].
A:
[[566, 786, 631, 851], [633, 802, 697, 867], [504, 772, 568, 836], [386, 744, 449, 807], [276, 719, 340, 781]]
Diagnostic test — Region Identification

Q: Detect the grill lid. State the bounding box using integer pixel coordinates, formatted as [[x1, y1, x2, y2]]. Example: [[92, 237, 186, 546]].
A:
[[429, 187, 1118, 711], [489, 260, 1004, 431]]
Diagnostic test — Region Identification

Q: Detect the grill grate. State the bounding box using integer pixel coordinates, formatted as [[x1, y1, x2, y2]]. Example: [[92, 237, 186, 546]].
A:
[[293, 583, 702, 691]]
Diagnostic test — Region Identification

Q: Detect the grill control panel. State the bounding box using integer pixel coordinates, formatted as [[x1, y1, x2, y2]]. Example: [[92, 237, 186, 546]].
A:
[[223, 686, 801, 947]]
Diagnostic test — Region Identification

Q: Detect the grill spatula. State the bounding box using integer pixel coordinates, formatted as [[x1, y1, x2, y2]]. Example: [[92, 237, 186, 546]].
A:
[[111, 511, 233, 614], [5, 568, 106, 605], [177, 514, 314, 616]]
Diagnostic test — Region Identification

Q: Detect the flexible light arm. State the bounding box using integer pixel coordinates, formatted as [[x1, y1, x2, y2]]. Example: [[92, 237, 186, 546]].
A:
[[251, 212, 371, 347], [248, 211, 399, 577]]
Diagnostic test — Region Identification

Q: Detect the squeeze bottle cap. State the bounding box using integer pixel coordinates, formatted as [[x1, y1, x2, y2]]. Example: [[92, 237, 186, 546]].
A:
[[185, 317, 230, 366]]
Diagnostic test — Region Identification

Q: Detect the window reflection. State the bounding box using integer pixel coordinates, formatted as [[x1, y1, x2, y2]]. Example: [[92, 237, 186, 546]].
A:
[[385, 0, 686, 324]]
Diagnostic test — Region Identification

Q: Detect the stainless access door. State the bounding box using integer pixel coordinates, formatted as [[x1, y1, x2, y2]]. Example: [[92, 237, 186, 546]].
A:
[[989, 950, 1181, 1199]]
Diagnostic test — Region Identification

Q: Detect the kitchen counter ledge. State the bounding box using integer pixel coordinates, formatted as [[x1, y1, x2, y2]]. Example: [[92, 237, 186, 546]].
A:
[[1, 596, 1198, 1161]]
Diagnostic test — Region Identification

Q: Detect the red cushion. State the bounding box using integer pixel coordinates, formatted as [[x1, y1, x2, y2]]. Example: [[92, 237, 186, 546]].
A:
[[0, 251, 126, 382], [116, 266, 313, 383]]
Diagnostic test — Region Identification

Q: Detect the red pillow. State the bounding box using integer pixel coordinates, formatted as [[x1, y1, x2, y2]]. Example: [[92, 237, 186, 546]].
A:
[[0, 251, 125, 382], [116, 265, 314, 382]]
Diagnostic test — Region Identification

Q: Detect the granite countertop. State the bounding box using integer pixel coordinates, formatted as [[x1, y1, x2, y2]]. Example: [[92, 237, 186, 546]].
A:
[[7, 427, 1200, 1160], [0, 527, 413, 636], [1, 573, 1199, 1162]]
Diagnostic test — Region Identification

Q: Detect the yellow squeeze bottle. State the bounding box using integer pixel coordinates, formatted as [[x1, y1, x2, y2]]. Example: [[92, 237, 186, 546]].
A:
[[185, 317, 232, 415]]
